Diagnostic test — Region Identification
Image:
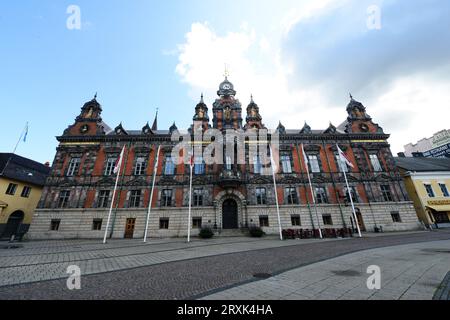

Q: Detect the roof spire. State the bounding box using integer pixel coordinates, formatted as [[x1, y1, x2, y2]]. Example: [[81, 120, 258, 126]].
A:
[[151, 108, 158, 131], [224, 63, 229, 79], [349, 92, 353, 100], [200, 93, 204, 103]]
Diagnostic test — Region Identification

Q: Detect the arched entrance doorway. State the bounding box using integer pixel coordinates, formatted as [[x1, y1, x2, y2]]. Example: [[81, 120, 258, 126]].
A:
[[222, 199, 238, 229], [2, 211, 24, 239]]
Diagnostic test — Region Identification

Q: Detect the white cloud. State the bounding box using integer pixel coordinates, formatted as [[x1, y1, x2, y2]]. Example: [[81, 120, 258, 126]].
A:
[[175, 1, 450, 156]]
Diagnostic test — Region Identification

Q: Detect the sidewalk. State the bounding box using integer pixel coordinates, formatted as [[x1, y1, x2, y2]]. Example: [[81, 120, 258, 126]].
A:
[[201, 239, 450, 300]]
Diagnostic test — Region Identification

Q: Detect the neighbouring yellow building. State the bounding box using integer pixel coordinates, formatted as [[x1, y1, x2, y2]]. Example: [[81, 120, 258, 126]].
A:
[[0, 153, 50, 240], [396, 157, 450, 228]]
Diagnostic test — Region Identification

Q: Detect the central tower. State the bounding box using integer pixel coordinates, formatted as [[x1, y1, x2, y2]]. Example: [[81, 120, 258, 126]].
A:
[[212, 77, 243, 130]]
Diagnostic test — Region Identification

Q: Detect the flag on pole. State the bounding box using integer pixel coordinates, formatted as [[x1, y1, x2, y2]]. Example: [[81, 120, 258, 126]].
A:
[[337, 144, 354, 169], [23, 122, 29, 142], [113, 146, 126, 174], [301, 144, 308, 167]]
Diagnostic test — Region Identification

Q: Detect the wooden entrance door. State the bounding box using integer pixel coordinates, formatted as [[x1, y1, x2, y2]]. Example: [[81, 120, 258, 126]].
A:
[[124, 218, 136, 239], [222, 199, 238, 229], [355, 209, 366, 232]]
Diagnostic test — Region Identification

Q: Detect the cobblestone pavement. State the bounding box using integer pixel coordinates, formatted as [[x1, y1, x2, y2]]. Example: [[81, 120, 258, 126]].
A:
[[201, 240, 450, 300], [0, 230, 449, 299]]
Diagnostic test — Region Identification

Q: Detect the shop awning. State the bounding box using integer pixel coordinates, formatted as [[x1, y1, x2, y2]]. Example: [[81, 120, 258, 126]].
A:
[[426, 204, 450, 212]]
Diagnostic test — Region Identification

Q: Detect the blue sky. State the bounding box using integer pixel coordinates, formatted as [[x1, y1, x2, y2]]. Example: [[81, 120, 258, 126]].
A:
[[1, 0, 450, 163]]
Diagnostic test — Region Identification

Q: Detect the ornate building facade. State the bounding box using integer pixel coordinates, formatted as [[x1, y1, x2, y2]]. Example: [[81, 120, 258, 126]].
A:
[[28, 78, 420, 239]]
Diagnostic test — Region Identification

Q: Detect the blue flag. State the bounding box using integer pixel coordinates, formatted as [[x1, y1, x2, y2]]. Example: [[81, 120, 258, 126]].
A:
[[23, 122, 28, 142]]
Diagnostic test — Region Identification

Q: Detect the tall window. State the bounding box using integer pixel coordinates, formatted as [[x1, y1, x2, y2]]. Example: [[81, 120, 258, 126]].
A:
[[439, 183, 450, 197], [315, 187, 328, 204], [21, 186, 32, 198], [345, 187, 358, 203], [256, 187, 267, 205], [281, 155, 292, 173], [193, 188, 203, 206], [164, 156, 175, 175], [335, 153, 348, 172], [58, 190, 70, 208], [194, 156, 205, 175], [104, 157, 117, 176], [424, 184, 435, 198], [134, 157, 147, 175], [369, 154, 383, 172], [5, 183, 17, 195], [161, 189, 173, 206], [253, 155, 262, 174], [225, 155, 232, 170], [286, 187, 299, 204], [98, 190, 110, 208], [308, 155, 321, 173], [381, 185, 394, 202], [67, 157, 81, 176], [129, 190, 141, 207]]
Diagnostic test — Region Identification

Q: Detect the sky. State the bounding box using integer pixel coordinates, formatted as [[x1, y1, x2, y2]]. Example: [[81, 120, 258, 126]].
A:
[[1, 0, 449, 163]]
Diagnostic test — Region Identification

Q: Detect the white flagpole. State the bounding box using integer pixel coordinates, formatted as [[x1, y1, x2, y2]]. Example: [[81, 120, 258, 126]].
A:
[[1, 122, 28, 176], [103, 147, 125, 244], [187, 152, 193, 243], [302, 144, 323, 239], [270, 146, 283, 241], [144, 145, 161, 242], [337, 144, 362, 238]]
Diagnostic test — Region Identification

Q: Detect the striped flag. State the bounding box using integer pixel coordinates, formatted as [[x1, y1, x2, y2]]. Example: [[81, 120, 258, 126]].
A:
[[337, 144, 354, 169], [113, 146, 126, 174]]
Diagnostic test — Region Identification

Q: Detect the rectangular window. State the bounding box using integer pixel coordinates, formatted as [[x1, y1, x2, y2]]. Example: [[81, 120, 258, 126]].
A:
[[322, 214, 333, 225], [315, 187, 328, 204], [104, 157, 117, 176], [381, 185, 394, 202], [439, 183, 450, 197], [67, 157, 81, 176], [192, 217, 202, 228], [291, 215, 301, 226], [21, 186, 32, 198], [50, 219, 61, 231], [256, 187, 267, 205], [259, 216, 269, 227], [194, 157, 205, 175], [5, 183, 18, 195], [253, 155, 262, 174], [286, 187, 299, 204], [98, 190, 110, 208], [129, 190, 141, 207], [134, 157, 147, 175], [164, 156, 175, 175], [391, 211, 402, 223], [345, 187, 359, 203], [92, 219, 102, 231], [424, 184, 435, 198], [193, 188, 203, 206], [58, 190, 70, 208], [281, 155, 292, 173], [308, 155, 321, 173], [370, 154, 383, 172], [335, 153, 348, 172], [161, 189, 173, 207], [159, 218, 169, 229]]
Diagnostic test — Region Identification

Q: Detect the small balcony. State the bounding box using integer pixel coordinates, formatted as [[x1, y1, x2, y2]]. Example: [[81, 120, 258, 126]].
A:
[[218, 169, 243, 188]]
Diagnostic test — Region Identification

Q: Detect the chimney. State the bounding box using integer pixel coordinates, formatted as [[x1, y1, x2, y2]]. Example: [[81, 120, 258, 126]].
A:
[[44, 161, 50, 167], [397, 152, 406, 158]]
